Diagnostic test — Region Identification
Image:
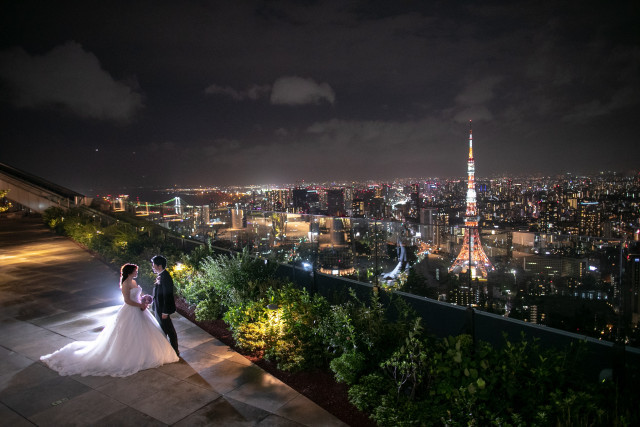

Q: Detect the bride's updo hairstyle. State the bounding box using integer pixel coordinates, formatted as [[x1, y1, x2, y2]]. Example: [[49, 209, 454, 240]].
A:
[[120, 264, 138, 287]]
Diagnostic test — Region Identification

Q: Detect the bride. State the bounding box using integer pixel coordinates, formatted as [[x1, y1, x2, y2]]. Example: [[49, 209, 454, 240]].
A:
[[41, 264, 179, 377]]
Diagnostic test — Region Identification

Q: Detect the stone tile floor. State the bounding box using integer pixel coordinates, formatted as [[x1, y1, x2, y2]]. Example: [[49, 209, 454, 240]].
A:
[[0, 214, 348, 426]]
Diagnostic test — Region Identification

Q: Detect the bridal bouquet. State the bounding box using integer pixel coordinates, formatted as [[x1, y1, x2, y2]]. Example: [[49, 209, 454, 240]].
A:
[[141, 294, 153, 305]]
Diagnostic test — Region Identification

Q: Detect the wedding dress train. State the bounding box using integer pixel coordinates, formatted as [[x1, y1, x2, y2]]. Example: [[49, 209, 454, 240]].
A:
[[41, 287, 179, 377]]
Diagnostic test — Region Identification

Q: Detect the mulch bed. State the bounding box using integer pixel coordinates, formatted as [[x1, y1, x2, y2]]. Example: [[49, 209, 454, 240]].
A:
[[175, 297, 376, 427]]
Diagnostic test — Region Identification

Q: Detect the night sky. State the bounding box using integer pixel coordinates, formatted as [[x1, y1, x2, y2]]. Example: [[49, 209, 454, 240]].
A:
[[1, 1, 638, 194]]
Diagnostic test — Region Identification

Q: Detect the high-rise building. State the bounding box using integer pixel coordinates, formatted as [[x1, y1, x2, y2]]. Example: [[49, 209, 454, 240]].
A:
[[578, 201, 603, 237], [352, 198, 365, 217], [420, 207, 438, 245], [203, 205, 210, 225], [370, 196, 385, 219], [344, 186, 354, 215], [327, 188, 345, 216], [623, 247, 640, 329], [409, 183, 420, 221], [449, 124, 494, 279], [538, 200, 560, 232], [307, 190, 320, 213], [267, 189, 289, 212], [292, 188, 308, 213]]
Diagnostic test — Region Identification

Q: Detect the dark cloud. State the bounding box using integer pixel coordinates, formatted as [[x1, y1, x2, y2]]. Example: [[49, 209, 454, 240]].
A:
[[204, 83, 271, 101], [0, 41, 143, 123], [270, 76, 335, 106], [204, 76, 335, 106], [0, 0, 638, 192]]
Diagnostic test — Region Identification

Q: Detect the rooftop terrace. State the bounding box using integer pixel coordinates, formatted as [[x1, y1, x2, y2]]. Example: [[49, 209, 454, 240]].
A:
[[0, 214, 346, 426]]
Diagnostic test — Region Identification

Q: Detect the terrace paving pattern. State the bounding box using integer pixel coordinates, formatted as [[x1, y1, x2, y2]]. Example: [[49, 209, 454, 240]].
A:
[[0, 214, 348, 426]]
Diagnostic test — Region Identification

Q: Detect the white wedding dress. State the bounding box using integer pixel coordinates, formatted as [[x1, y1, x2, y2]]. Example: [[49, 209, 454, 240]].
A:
[[41, 287, 179, 377]]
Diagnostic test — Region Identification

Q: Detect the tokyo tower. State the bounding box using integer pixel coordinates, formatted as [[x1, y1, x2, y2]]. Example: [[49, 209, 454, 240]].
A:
[[449, 122, 494, 278]]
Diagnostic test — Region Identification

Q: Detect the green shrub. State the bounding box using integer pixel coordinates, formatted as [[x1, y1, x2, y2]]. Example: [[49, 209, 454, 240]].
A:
[[371, 394, 430, 427], [380, 318, 430, 401], [193, 297, 223, 322], [64, 217, 97, 246], [224, 284, 330, 371], [319, 290, 402, 354], [548, 388, 606, 426], [430, 334, 490, 399], [43, 207, 67, 234], [169, 263, 197, 302], [348, 372, 392, 413], [330, 351, 367, 385], [357, 330, 620, 426], [319, 289, 414, 386], [317, 302, 358, 355], [184, 240, 219, 269], [0, 189, 12, 213], [191, 248, 279, 320], [175, 264, 217, 312], [265, 285, 330, 370], [223, 299, 269, 351]]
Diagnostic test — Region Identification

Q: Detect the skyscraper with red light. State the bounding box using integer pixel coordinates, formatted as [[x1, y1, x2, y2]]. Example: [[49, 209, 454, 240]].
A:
[[449, 122, 494, 278]]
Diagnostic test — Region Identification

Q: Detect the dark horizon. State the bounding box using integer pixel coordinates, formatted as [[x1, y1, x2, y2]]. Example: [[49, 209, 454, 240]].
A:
[[2, 158, 638, 203]]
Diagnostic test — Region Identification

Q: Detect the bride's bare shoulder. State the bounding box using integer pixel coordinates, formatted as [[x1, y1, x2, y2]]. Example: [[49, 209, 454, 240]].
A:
[[121, 281, 135, 293]]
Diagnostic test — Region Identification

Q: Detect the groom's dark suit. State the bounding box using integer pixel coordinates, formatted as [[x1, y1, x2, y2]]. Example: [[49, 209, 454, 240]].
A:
[[153, 269, 179, 356]]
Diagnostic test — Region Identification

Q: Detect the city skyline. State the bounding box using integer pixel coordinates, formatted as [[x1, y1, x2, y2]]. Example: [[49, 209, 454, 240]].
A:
[[1, 1, 639, 195]]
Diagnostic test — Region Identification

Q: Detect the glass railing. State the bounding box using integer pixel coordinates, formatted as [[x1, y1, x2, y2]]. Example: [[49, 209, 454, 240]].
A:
[[79, 201, 638, 346]]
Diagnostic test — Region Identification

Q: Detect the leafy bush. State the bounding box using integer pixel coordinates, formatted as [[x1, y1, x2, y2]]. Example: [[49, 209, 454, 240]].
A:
[[191, 248, 279, 321], [318, 301, 358, 355], [381, 318, 430, 400], [224, 284, 330, 371], [330, 351, 367, 385], [64, 217, 99, 247], [371, 395, 431, 427], [0, 189, 12, 213], [222, 299, 270, 352], [169, 263, 196, 302], [43, 207, 67, 234], [266, 285, 330, 370], [348, 372, 392, 413], [426, 334, 493, 424], [548, 388, 606, 426], [184, 240, 220, 270], [174, 263, 215, 310], [318, 289, 414, 385], [169, 245, 219, 304], [349, 328, 629, 426]]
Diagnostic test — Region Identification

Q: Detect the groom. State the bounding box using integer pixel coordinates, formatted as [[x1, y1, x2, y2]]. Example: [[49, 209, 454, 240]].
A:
[[151, 255, 180, 357]]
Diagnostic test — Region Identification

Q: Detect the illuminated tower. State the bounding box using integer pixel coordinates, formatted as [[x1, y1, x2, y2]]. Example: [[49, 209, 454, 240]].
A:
[[449, 122, 494, 278]]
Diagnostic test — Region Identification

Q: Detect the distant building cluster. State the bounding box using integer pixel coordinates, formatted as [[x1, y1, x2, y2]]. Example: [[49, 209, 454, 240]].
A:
[[99, 171, 640, 244], [96, 170, 640, 345]]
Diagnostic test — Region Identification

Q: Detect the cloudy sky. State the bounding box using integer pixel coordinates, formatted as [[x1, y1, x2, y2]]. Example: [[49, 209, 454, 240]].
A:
[[1, 0, 638, 194]]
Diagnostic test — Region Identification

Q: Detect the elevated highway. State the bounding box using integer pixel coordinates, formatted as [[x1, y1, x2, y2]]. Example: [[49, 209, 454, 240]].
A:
[[0, 162, 88, 213]]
